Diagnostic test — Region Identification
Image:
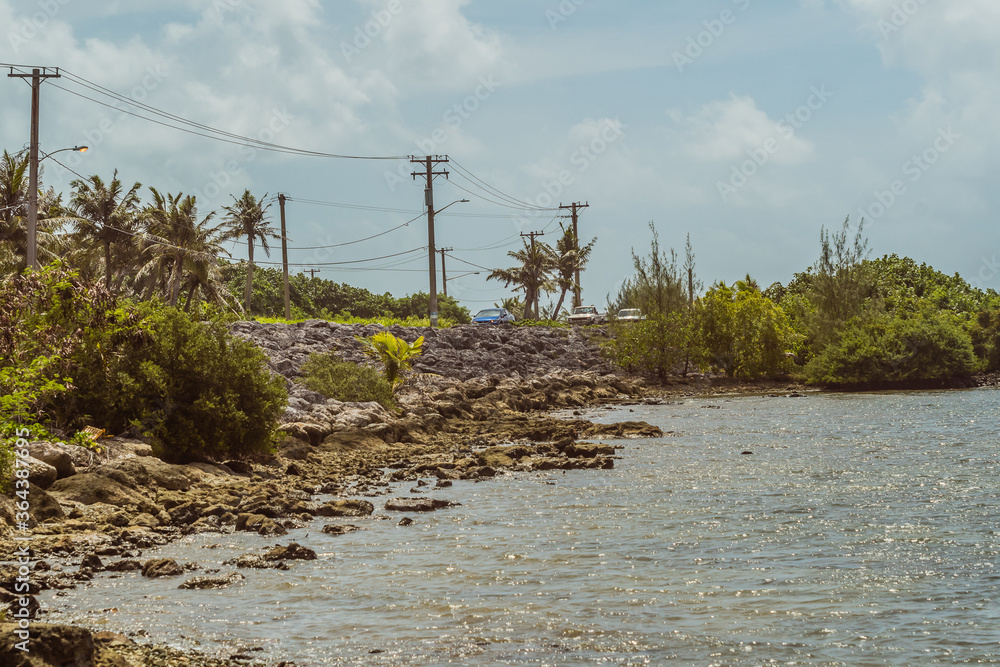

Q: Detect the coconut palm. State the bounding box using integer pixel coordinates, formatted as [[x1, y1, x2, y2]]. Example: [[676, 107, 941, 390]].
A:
[[0, 150, 30, 272], [68, 171, 142, 291], [143, 188, 230, 307], [551, 224, 596, 318], [487, 237, 556, 320], [222, 190, 279, 313]]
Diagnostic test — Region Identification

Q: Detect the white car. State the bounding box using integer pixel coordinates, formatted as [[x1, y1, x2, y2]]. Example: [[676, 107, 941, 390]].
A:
[[617, 308, 645, 322]]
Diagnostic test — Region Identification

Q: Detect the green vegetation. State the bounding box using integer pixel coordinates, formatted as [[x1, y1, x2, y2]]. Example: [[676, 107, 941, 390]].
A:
[[606, 219, 999, 386], [300, 354, 395, 409], [356, 331, 424, 391], [0, 264, 286, 465]]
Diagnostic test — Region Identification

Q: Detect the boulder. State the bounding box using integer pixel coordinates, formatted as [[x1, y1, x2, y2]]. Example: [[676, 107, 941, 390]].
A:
[[264, 543, 317, 561], [23, 483, 67, 525], [141, 558, 184, 578], [24, 456, 57, 490], [321, 524, 361, 535], [26, 441, 76, 478], [565, 442, 616, 458], [0, 623, 103, 667], [477, 445, 531, 469], [47, 473, 159, 515], [314, 499, 374, 517]]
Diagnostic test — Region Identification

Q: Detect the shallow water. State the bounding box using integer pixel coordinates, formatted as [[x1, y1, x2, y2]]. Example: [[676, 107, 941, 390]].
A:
[[40, 389, 1000, 665]]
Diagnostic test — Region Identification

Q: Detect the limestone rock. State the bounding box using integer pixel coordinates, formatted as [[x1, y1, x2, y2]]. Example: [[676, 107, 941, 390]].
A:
[[26, 441, 76, 479], [141, 558, 184, 578]]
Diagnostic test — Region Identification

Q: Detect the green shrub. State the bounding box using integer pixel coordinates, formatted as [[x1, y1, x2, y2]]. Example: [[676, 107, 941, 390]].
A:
[[0, 265, 287, 463], [805, 310, 978, 385], [300, 354, 395, 409], [355, 331, 424, 391], [133, 308, 288, 462]]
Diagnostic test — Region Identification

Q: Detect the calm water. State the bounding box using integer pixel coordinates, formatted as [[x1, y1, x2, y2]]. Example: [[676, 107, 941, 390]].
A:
[[41, 389, 1000, 665]]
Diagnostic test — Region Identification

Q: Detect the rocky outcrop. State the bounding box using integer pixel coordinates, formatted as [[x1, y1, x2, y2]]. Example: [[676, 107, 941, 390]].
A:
[[384, 498, 460, 512], [26, 442, 76, 479], [179, 572, 245, 590], [141, 558, 185, 578]]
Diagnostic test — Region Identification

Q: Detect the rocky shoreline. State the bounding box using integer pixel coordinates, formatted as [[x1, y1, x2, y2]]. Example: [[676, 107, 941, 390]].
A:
[[4, 321, 992, 665], [0, 322, 667, 666]]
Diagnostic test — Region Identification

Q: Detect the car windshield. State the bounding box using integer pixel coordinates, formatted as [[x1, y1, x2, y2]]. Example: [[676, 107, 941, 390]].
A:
[[573, 307, 593, 314], [476, 309, 502, 317], [619, 309, 640, 316]]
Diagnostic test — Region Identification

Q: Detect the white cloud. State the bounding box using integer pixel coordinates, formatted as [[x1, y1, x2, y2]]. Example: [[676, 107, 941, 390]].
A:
[[680, 94, 814, 166]]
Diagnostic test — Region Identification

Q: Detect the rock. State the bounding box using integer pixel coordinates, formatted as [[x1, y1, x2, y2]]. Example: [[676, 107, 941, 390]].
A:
[[315, 499, 374, 517], [385, 497, 461, 512], [0, 623, 103, 667], [236, 512, 289, 535], [321, 523, 361, 535], [565, 442, 616, 459], [223, 460, 254, 474], [105, 560, 142, 572], [47, 473, 157, 514], [98, 456, 203, 491], [80, 554, 103, 572], [257, 518, 288, 536], [24, 456, 58, 490], [398, 517, 414, 526], [178, 572, 245, 590], [141, 558, 184, 578], [263, 543, 317, 561], [23, 483, 67, 525], [225, 554, 290, 570], [478, 445, 531, 469], [26, 441, 76, 478]]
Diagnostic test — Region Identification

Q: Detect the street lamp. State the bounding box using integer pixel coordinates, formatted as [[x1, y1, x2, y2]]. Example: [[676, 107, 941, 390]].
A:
[[444, 271, 480, 298], [427, 198, 468, 327], [23, 145, 88, 269]]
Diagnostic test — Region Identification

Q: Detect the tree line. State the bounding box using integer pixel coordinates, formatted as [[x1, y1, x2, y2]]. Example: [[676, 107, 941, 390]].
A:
[[606, 219, 1000, 385]]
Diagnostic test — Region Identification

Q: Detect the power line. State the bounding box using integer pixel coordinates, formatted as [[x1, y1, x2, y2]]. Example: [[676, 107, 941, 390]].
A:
[[46, 71, 408, 160], [284, 212, 424, 250], [449, 159, 553, 211], [253, 246, 426, 267]]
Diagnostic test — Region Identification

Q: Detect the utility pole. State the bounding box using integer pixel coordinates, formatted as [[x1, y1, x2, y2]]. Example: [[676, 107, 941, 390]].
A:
[[559, 201, 589, 307], [439, 247, 453, 298], [8, 67, 61, 270], [411, 156, 449, 327], [307, 269, 319, 279], [278, 193, 290, 320], [520, 231, 545, 319]]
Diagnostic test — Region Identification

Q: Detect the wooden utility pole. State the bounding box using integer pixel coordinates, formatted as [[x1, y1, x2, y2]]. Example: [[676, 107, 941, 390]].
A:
[[411, 156, 449, 327], [8, 67, 61, 270], [439, 247, 453, 298], [520, 231, 545, 319], [278, 193, 290, 319], [307, 269, 319, 279], [559, 202, 589, 308]]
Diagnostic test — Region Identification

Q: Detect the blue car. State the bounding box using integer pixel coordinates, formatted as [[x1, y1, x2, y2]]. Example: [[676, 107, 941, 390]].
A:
[[473, 308, 515, 325]]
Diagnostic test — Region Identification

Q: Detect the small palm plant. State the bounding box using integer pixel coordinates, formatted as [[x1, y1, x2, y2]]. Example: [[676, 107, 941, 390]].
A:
[[355, 332, 424, 392]]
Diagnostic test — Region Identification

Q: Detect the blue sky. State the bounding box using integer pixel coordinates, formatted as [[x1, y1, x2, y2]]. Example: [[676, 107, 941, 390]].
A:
[[3, 0, 999, 311]]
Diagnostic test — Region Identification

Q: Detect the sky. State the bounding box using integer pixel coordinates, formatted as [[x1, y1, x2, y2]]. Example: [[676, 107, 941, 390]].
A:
[[3, 0, 999, 313]]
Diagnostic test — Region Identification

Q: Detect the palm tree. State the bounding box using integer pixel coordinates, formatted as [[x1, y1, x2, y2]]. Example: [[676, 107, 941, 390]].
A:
[[143, 188, 230, 307], [0, 150, 30, 272], [69, 171, 142, 291], [552, 224, 596, 318], [222, 190, 279, 313], [487, 237, 556, 320]]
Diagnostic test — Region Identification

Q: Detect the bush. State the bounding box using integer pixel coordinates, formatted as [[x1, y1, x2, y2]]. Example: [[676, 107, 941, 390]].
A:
[[805, 310, 978, 385], [300, 354, 395, 409], [0, 265, 287, 463], [132, 308, 288, 462]]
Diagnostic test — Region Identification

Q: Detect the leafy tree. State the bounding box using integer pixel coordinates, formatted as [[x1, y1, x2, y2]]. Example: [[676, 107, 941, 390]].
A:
[[488, 237, 556, 319], [613, 222, 686, 317], [222, 190, 280, 312], [808, 217, 875, 347], [698, 281, 797, 379]]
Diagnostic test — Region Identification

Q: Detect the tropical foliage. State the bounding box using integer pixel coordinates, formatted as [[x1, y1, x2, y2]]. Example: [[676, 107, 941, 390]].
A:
[[300, 354, 395, 410], [356, 331, 424, 391]]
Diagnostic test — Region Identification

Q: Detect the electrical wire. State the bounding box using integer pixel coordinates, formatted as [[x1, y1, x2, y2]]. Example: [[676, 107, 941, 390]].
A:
[[449, 159, 554, 211], [252, 246, 426, 267], [284, 212, 424, 250], [47, 70, 408, 160]]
